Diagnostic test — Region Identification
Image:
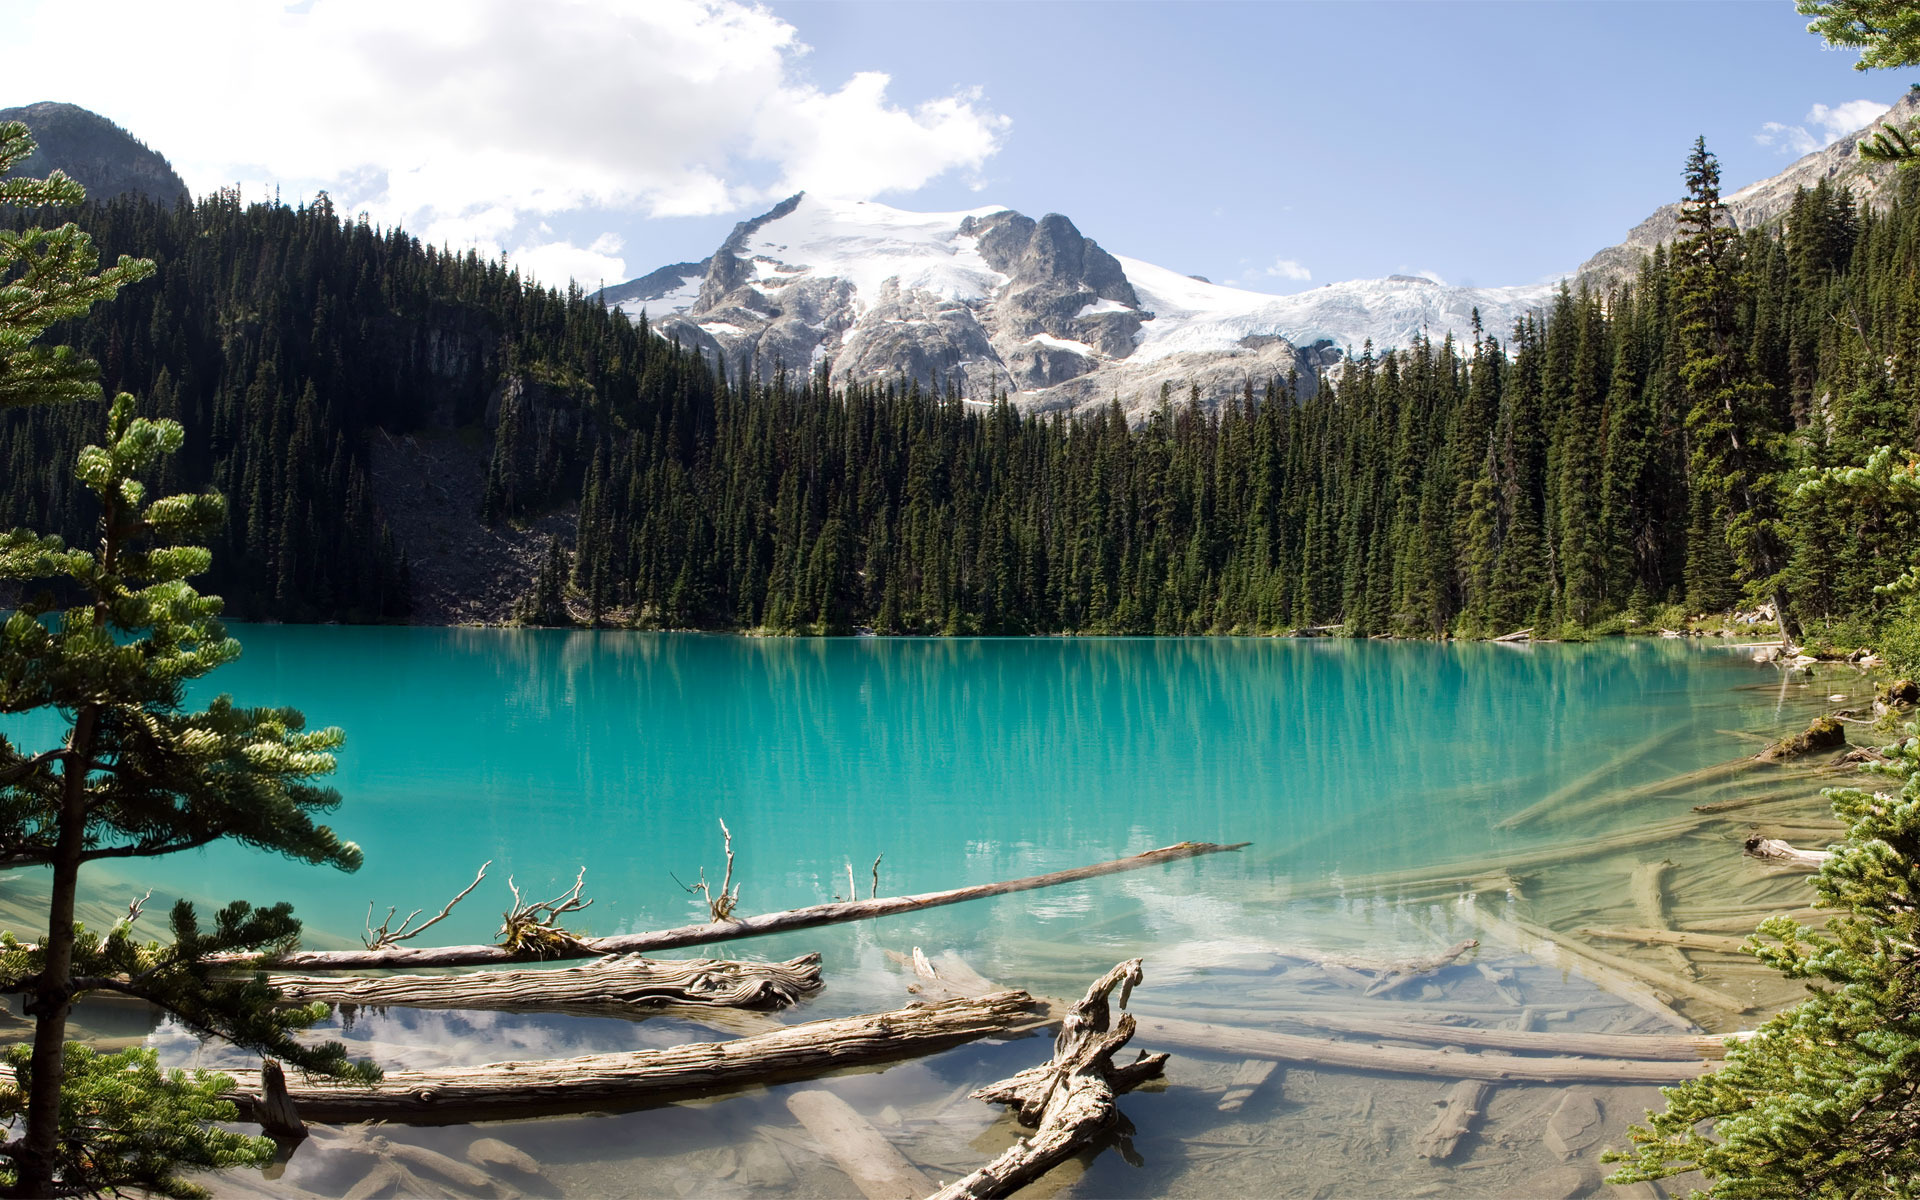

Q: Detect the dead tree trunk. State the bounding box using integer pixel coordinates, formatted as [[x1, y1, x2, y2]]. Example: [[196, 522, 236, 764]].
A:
[[1414, 1080, 1490, 1162], [240, 842, 1247, 971], [1742, 835, 1831, 870], [926, 961, 1167, 1200], [218, 991, 1042, 1123], [267, 953, 823, 1014]]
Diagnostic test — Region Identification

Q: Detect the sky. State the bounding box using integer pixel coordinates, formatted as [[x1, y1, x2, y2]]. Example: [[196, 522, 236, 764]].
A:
[[3, 0, 1910, 295]]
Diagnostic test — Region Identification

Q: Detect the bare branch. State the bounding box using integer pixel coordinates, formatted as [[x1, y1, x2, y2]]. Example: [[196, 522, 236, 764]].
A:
[[363, 861, 491, 950], [871, 853, 884, 900], [680, 819, 742, 920], [123, 889, 151, 927]]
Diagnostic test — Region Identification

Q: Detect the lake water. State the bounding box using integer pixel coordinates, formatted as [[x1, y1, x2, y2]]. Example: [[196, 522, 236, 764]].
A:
[[0, 631, 1868, 1198]]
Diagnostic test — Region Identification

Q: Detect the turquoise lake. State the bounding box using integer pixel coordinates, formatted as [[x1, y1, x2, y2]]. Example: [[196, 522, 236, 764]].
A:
[[11, 630, 1809, 953], [0, 631, 1865, 1197]]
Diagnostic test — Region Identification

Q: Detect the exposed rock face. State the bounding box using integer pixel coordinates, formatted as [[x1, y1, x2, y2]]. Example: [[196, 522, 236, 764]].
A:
[[1578, 91, 1918, 288], [0, 101, 189, 206]]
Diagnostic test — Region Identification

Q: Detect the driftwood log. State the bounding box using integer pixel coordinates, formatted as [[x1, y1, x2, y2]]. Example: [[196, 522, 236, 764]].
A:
[[1453, 903, 1701, 1030], [1491, 906, 1758, 1015], [899, 949, 1728, 1089], [926, 961, 1167, 1200], [1495, 727, 1686, 830], [1743, 835, 1832, 871], [1575, 927, 1756, 955], [1297, 813, 1710, 901], [1245, 1009, 1740, 1061], [1630, 861, 1696, 978], [268, 953, 823, 1014], [218, 991, 1042, 1123], [1130, 1013, 1709, 1084], [1216, 1059, 1279, 1112], [786, 1089, 935, 1200], [243, 842, 1247, 971], [1415, 1080, 1491, 1162]]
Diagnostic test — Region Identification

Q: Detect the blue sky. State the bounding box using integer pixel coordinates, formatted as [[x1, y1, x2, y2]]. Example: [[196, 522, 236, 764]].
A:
[[6, 0, 1907, 293]]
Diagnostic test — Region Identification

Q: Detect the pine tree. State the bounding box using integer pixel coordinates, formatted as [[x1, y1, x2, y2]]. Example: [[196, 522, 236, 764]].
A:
[[1673, 138, 1798, 635], [0, 124, 372, 1198], [0, 396, 376, 1197]]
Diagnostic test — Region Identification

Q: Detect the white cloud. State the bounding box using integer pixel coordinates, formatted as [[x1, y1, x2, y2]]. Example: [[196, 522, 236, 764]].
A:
[[1756, 98, 1888, 156], [1264, 257, 1312, 282], [7, 0, 1008, 286]]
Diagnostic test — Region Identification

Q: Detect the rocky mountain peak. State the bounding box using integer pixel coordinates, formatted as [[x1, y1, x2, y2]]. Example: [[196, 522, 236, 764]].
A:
[[0, 101, 189, 207]]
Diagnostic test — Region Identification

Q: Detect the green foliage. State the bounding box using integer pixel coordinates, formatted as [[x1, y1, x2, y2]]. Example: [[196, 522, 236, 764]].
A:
[[1610, 730, 1920, 1196], [1799, 0, 1920, 71], [0, 1044, 270, 1200], [0, 122, 154, 415], [0, 133, 371, 1197]]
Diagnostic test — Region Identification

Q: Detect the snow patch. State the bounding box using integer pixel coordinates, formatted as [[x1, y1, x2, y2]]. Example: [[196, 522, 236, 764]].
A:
[[1026, 333, 1098, 357], [1074, 297, 1133, 319]]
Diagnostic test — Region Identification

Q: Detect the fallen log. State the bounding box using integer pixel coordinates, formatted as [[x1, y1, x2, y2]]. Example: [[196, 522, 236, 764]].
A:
[[1573, 927, 1755, 956], [1496, 727, 1687, 830], [1241, 1009, 1738, 1061], [217, 991, 1043, 1123], [245, 841, 1248, 971], [1130, 1013, 1710, 1084], [1296, 814, 1711, 901], [267, 953, 823, 1014], [1493, 627, 1534, 643], [898, 951, 1724, 1086], [1217, 1059, 1279, 1112], [1673, 907, 1826, 933], [1415, 1080, 1490, 1162], [1472, 904, 1758, 1017], [786, 1090, 935, 1200], [1743, 835, 1832, 871], [926, 961, 1167, 1200], [1630, 861, 1696, 978], [1453, 903, 1699, 1030]]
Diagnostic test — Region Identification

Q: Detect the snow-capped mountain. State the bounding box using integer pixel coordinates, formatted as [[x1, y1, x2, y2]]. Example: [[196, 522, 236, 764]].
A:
[[605, 192, 1560, 416], [605, 94, 1919, 416]]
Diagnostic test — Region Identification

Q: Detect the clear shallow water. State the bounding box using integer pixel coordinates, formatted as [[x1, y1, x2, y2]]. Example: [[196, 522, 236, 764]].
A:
[[5, 630, 1810, 945], [0, 632, 1866, 1197]]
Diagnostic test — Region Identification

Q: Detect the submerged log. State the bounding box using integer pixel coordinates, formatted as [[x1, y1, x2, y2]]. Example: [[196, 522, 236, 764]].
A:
[[786, 1090, 935, 1200], [1415, 1080, 1490, 1162], [1496, 727, 1687, 830], [1296, 814, 1712, 901], [1480, 905, 1758, 1016], [1129, 1013, 1710, 1084], [1574, 926, 1755, 956], [1216, 1059, 1279, 1113], [1742, 835, 1832, 870], [268, 953, 823, 1014], [1630, 861, 1696, 978], [248, 841, 1248, 971], [1453, 904, 1700, 1030], [1244, 1008, 1737, 1061], [927, 961, 1167, 1200], [219, 991, 1042, 1123]]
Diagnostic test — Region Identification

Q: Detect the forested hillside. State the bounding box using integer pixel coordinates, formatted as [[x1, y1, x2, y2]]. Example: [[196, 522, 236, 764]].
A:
[[5, 149, 1920, 637]]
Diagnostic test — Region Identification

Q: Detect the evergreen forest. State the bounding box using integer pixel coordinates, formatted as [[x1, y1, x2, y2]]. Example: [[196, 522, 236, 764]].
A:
[[6, 151, 1920, 639]]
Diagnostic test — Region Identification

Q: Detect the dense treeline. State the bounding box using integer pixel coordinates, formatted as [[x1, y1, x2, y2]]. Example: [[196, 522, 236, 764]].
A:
[[7, 153, 1920, 636], [0, 188, 703, 620]]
